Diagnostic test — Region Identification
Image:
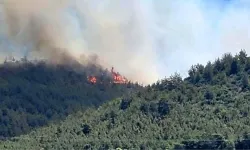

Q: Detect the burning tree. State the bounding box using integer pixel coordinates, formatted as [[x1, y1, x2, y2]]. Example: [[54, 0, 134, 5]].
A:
[[111, 67, 128, 84], [87, 67, 128, 84], [87, 76, 97, 84]]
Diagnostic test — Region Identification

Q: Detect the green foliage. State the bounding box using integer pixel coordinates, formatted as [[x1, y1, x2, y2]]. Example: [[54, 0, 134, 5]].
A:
[[120, 98, 132, 110], [82, 124, 91, 135], [2, 51, 250, 149], [0, 60, 138, 138], [204, 61, 213, 82], [241, 73, 249, 89]]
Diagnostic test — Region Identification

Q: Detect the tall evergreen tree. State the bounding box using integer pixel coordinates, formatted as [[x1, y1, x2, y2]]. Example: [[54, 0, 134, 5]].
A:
[[203, 61, 213, 82], [238, 49, 247, 65], [242, 73, 249, 89], [230, 58, 240, 75], [213, 58, 222, 74]]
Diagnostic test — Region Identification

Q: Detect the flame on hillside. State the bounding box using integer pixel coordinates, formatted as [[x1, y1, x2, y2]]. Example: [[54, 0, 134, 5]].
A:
[[111, 67, 128, 84], [87, 76, 97, 84], [87, 67, 128, 84]]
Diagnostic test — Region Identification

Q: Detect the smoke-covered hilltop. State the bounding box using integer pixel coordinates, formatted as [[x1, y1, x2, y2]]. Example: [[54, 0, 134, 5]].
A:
[[0, 0, 159, 84], [1, 0, 250, 84], [0, 58, 141, 138]]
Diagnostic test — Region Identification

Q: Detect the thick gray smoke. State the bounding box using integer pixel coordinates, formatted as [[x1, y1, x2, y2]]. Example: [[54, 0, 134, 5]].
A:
[[0, 0, 159, 84], [0, 0, 250, 84]]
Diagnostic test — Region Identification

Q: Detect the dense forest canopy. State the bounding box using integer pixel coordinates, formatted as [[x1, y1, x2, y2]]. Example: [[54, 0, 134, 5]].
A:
[[0, 57, 141, 138], [2, 50, 250, 149]]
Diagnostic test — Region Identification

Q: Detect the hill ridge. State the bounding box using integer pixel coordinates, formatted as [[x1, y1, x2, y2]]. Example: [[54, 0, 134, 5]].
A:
[[2, 50, 250, 149], [0, 58, 140, 138]]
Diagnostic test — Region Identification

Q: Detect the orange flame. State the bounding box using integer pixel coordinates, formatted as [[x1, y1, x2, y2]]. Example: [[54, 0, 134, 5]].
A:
[[87, 67, 128, 84], [87, 76, 97, 84], [111, 67, 128, 84]]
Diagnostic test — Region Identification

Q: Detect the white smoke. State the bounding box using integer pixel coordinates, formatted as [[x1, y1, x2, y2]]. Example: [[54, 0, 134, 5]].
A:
[[0, 0, 250, 84]]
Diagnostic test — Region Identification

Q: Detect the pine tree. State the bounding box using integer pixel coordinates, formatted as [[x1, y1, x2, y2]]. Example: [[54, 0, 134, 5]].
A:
[[242, 73, 249, 89], [238, 49, 247, 65], [203, 61, 213, 82], [230, 58, 239, 75]]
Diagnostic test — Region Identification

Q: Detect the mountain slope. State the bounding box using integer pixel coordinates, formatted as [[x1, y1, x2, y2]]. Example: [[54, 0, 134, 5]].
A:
[[0, 59, 139, 138], [2, 50, 250, 149]]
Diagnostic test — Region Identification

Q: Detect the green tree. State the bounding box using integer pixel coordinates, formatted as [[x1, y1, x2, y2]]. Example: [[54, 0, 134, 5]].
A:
[[242, 73, 249, 89], [188, 65, 196, 83], [230, 58, 240, 75], [213, 58, 223, 74], [204, 89, 214, 100], [238, 49, 247, 65], [245, 59, 250, 73], [203, 61, 213, 82], [196, 64, 205, 75], [221, 53, 233, 75]]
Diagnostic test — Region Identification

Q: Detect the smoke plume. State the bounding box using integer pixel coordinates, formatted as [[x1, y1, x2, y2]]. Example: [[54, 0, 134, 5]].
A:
[[0, 0, 250, 84]]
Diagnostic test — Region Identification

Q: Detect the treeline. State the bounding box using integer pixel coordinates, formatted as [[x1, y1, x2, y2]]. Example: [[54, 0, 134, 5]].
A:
[[186, 50, 250, 85], [0, 60, 139, 138], [2, 50, 250, 149]]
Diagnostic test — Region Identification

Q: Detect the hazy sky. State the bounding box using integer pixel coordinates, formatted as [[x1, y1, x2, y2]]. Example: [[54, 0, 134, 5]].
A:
[[0, 0, 250, 83], [151, 0, 250, 78]]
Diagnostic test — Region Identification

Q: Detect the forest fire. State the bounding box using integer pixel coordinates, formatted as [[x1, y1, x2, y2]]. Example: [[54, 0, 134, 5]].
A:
[[87, 76, 97, 84], [87, 67, 128, 84], [111, 67, 128, 84]]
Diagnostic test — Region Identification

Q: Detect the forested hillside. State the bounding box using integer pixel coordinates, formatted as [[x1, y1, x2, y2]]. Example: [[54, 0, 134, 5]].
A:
[[0, 58, 139, 138], [2, 50, 250, 149]]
